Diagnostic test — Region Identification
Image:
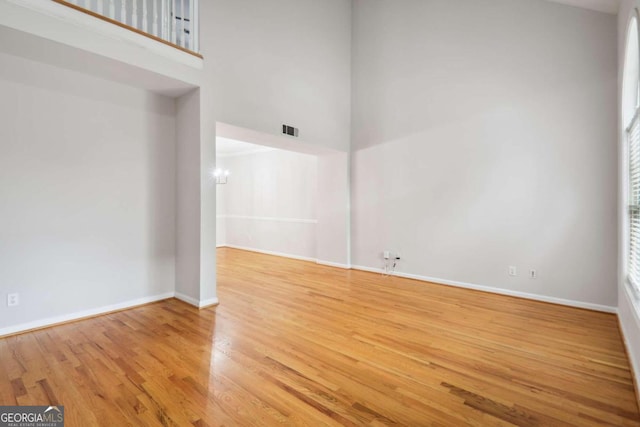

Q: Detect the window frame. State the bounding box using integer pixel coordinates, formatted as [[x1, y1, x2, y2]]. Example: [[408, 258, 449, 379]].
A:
[[625, 10, 640, 299]]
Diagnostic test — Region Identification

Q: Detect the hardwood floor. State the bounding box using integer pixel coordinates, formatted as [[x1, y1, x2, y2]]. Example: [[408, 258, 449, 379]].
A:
[[0, 247, 639, 426]]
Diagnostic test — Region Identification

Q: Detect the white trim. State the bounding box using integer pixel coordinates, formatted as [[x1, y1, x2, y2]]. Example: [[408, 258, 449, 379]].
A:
[[0, 292, 175, 337], [619, 285, 640, 406], [198, 297, 220, 308], [217, 147, 276, 158], [224, 244, 316, 263], [174, 292, 219, 309], [633, 294, 640, 331], [623, 283, 640, 337], [316, 260, 351, 269], [220, 215, 318, 224], [351, 265, 617, 313], [174, 292, 199, 306], [220, 246, 352, 269], [216, 244, 226, 248]]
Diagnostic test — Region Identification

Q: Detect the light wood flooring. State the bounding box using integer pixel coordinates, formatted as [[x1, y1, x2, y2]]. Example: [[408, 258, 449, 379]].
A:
[[0, 247, 639, 426]]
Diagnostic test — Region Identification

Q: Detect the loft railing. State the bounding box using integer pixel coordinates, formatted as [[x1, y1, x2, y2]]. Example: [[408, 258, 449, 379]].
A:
[[53, 0, 200, 57]]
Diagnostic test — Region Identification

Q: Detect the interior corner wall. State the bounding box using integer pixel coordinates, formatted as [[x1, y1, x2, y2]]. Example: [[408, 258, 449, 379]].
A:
[[217, 149, 318, 260], [0, 52, 176, 333], [317, 152, 351, 267], [176, 88, 203, 303], [351, 0, 618, 308], [204, 0, 351, 153]]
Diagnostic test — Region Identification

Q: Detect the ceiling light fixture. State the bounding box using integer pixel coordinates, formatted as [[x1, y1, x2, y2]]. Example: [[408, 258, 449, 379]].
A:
[[213, 168, 230, 185]]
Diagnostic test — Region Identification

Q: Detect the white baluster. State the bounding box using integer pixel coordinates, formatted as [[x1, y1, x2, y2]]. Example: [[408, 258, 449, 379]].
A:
[[178, 0, 186, 47], [174, 0, 180, 45], [132, 0, 138, 29], [97, 0, 104, 15], [142, 0, 148, 32], [152, 0, 159, 36], [108, 0, 115, 19], [120, 0, 126, 24], [170, 0, 177, 44], [164, 0, 169, 40], [175, 0, 180, 46], [68, 0, 77, 5], [186, 0, 194, 50], [159, 0, 163, 39], [193, 0, 198, 52]]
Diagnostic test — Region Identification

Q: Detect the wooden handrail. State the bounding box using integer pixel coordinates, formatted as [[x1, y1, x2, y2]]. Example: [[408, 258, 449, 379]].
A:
[[52, 0, 203, 59]]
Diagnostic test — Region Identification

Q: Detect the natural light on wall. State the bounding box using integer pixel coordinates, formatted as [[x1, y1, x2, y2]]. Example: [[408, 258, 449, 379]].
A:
[[624, 12, 640, 301]]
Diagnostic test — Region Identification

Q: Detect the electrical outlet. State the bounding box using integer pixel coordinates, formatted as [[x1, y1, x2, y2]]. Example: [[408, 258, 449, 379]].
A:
[[383, 251, 390, 259], [530, 269, 537, 279], [508, 266, 517, 277], [7, 293, 19, 307]]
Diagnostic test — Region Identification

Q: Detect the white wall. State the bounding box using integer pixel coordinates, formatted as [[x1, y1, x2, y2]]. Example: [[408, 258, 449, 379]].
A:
[[197, 83, 218, 305], [175, 89, 202, 303], [216, 182, 226, 247], [1, 0, 624, 336], [351, 0, 618, 309], [317, 152, 351, 267], [618, 0, 640, 398], [0, 52, 176, 333], [0, 0, 352, 328], [175, 87, 218, 308], [217, 149, 318, 260], [205, 0, 352, 153]]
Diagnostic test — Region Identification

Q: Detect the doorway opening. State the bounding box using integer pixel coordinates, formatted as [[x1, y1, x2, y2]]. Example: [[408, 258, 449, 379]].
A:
[[214, 122, 350, 270]]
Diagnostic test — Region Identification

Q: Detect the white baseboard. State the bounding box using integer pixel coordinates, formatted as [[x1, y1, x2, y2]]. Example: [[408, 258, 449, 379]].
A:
[[216, 244, 226, 248], [174, 292, 199, 307], [351, 265, 617, 313], [199, 297, 220, 308], [0, 292, 175, 337], [316, 260, 351, 269], [174, 292, 219, 309], [223, 244, 316, 263], [222, 245, 352, 269], [618, 285, 640, 406]]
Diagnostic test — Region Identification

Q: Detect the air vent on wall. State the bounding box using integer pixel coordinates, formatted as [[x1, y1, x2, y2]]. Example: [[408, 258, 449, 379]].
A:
[[282, 124, 299, 137]]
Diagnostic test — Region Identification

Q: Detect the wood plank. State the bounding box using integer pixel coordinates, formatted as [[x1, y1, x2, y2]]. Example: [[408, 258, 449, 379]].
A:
[[0, 247, 637, 426]]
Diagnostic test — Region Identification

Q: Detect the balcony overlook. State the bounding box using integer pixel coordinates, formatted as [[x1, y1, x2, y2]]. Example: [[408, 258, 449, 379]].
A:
[[53, 0, 201, 57]]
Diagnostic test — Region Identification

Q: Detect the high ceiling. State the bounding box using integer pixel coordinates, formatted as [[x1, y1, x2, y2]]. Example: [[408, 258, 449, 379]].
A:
[[544, 0, 619, 14]]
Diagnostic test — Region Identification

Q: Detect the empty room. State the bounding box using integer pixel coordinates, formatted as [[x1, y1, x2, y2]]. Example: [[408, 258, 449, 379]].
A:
[[0, 0, 639, 425]]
